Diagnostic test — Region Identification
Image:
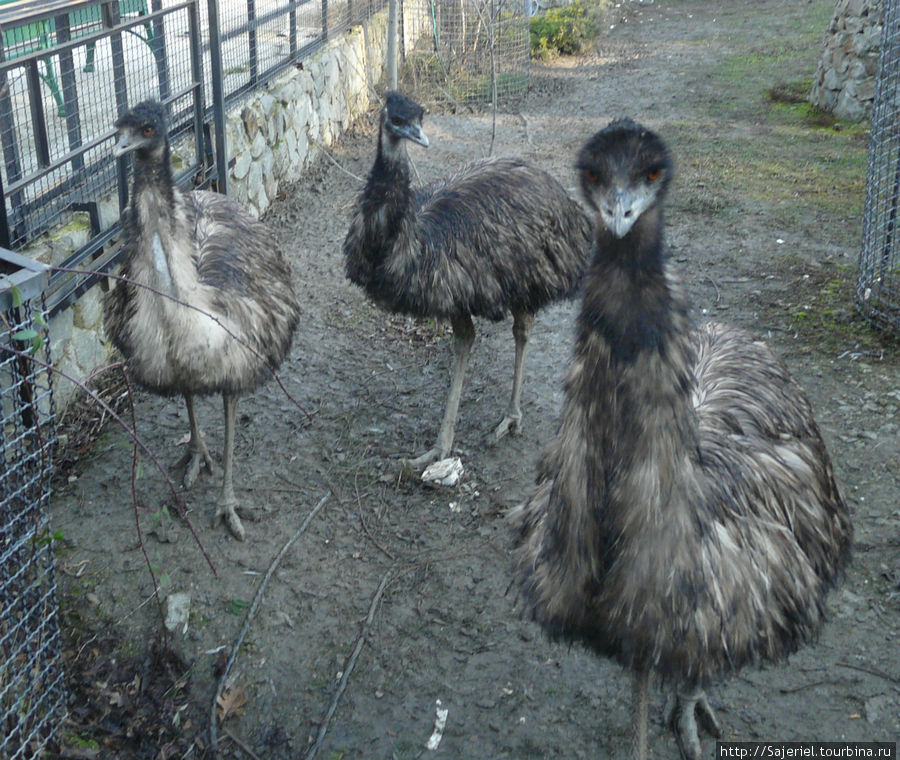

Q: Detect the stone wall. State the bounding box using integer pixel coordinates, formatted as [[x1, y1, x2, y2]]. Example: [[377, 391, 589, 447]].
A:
[[25, 5, 421, 411], [810, 0, 884, 122]]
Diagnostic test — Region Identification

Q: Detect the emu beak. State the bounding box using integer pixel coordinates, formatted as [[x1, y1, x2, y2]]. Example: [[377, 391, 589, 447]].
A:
[[406, 124, 429, 148], [113, 131, 138, 158], [600, 186, 648, 239]]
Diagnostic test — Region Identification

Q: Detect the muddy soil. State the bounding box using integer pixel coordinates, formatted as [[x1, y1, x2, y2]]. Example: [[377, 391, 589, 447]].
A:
[[51, 0, 899, 757]]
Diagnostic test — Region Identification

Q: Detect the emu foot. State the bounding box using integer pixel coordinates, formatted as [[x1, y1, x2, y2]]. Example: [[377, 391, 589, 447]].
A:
[[666, 689, 722, 760], [488, 413, 522, 445], [174, 444, 215, 489], [400, 446, 443, 471], [213, 497, 254, 541]]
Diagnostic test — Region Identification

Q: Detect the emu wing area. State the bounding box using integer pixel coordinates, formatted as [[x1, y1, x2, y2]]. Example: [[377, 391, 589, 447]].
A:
[[396, 157, 591, 321]]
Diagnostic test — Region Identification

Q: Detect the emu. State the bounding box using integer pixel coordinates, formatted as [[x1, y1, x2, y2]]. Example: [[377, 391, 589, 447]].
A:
[[513, 120, 852, 759], [104, 100, 300, 540], [343, 91, 592, 468]]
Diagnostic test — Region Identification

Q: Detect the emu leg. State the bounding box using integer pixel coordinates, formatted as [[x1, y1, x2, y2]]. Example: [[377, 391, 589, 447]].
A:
[[631, 669, 650, 760], [174, 393, 214, 489], [667, 686, 722, 760], [490, 309, 534, 443], [213, 392, 245, 540], [405, 315, 475, 469]]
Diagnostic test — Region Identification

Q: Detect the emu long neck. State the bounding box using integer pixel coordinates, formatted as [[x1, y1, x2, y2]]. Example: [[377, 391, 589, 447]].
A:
[[360, 131, 414, 254], [125, 147, 181, 293], [574, 208, 700, 530]]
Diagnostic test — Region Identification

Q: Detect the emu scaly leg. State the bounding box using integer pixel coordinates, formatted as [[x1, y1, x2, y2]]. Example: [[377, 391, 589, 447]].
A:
[[174, 393, 214, 489], [404, 315, 475, 469], [667, 686, 722, 760], [631, 670, 650, 760], [490, 309, 534, 443], [214, 392, 246, 540]]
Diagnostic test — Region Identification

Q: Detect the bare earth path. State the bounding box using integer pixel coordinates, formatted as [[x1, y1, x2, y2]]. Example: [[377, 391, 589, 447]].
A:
[[52, 1, 898, 757]]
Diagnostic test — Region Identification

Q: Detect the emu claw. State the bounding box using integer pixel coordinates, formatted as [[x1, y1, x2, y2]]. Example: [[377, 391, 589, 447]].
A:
[[667, 689, 721, 760], [488, 413, 521, 444], [214, 498, 246, 541], [175, 446, 215, 489], [400, 447, 443, 471]]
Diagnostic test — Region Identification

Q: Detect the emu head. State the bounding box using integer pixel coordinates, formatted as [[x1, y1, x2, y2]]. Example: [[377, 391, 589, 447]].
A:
[[576, 119, 672, 239], [113, 100, 170, 161], [381, 91, 430, 151]]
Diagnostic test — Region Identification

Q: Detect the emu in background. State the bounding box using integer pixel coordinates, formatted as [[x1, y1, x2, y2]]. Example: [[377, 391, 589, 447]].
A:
[[104, 100, 301, 540], [344, 91, 592, 468]]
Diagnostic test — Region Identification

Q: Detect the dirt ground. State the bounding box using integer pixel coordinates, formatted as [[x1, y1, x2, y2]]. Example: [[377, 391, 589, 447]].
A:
[[49, 0, 899, 757]]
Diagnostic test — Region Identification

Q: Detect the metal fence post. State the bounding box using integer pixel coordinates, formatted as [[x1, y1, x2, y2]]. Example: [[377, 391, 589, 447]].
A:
[[207, 0, 228, 195]]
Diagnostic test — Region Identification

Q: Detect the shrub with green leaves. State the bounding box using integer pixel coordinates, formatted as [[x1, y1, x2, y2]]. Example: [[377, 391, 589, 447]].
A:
[[530, 1, 597, 60]]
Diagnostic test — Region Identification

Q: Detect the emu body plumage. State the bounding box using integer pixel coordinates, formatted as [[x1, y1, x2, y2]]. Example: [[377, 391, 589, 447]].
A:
[[104, 100, 300, 540], [513, 120, 852, 759], [344, 92, 592, 466]]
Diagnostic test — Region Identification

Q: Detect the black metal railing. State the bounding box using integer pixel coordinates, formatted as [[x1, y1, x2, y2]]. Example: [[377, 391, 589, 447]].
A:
[[0, 0, 385, 317]]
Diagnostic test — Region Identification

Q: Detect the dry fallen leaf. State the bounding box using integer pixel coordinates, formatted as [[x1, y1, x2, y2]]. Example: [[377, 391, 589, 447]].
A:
[[216, 685, 248, 723]]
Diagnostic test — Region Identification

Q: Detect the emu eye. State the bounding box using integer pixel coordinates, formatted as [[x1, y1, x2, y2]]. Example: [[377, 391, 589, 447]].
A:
[[583, 168, 600, 184], [390, 116, 404, 127], [142, 126, 154, 137], [647, 166, 662, 182]]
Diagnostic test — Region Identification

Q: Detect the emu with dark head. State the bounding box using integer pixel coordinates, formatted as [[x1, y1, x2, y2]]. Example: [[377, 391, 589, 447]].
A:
[[513, 119, 852, 759], [344, 91, 593, 468], [104, 100, 301, 540]]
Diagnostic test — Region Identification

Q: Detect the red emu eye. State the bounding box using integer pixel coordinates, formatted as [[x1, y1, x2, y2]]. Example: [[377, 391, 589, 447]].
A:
[[142, 126, 154, 137], [583, 168, 600, 184], [647, 166, 662, 182], [390, 116, 403, 127]]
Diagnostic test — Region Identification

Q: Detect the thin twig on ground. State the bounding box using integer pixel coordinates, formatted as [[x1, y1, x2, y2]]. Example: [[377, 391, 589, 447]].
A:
[[312, 138, 366, 183], [304, 568, 394, 760], [222, 726, 264, 760], [209, 492, 331, 755], [835, 660, 900, 685]]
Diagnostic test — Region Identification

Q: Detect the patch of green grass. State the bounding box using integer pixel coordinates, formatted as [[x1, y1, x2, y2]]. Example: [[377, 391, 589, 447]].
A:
[[667, 118, 867, 233], [773, 263, 897, 356], [703, 1, 833, 120]]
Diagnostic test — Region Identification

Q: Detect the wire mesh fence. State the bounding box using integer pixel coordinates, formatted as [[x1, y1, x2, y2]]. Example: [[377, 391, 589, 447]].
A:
[[399, 0, 530, 106], [0, 1, 204, 252], [0, 250, 66, 760], [857, 0, 900, 335], [0, 0, 391, 263], [205, 0, 387, 109]]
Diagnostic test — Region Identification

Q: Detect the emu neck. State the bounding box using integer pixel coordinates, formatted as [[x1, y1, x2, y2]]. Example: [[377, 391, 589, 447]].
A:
[[126, 146, 180, 293], [130, 146, 176, 214], [574, 208, 699, 526], [579, 207, 673, 362], [361, 131, 413, 245]]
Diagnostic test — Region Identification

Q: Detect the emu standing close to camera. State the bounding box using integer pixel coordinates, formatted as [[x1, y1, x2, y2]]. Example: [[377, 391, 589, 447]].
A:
[[344, 91, 592, 467], [513, 119, 852, 759], [104, 100, 300, 540]]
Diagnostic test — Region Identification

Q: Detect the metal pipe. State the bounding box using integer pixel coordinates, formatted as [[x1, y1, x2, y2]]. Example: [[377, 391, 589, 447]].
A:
[[387, 0, 398, 89]]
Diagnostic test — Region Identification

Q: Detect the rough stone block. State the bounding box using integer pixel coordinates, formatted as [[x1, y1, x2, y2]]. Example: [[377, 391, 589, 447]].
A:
[[250, 130, 268, 159], [49, 308, 74, 362], [233, 149, 252, 180], [73, 286, 103, 331], [71, 326, 109, 379]]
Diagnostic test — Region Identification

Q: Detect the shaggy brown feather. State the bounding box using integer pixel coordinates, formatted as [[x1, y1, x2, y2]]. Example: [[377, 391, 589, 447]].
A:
[[513, 119, 851, 756]]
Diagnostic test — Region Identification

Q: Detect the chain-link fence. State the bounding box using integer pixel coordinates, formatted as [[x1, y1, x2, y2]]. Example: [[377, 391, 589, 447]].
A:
[[0, 250, 65, 760], [399, 0, 530, 105], [857, 0, 900, 335]]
